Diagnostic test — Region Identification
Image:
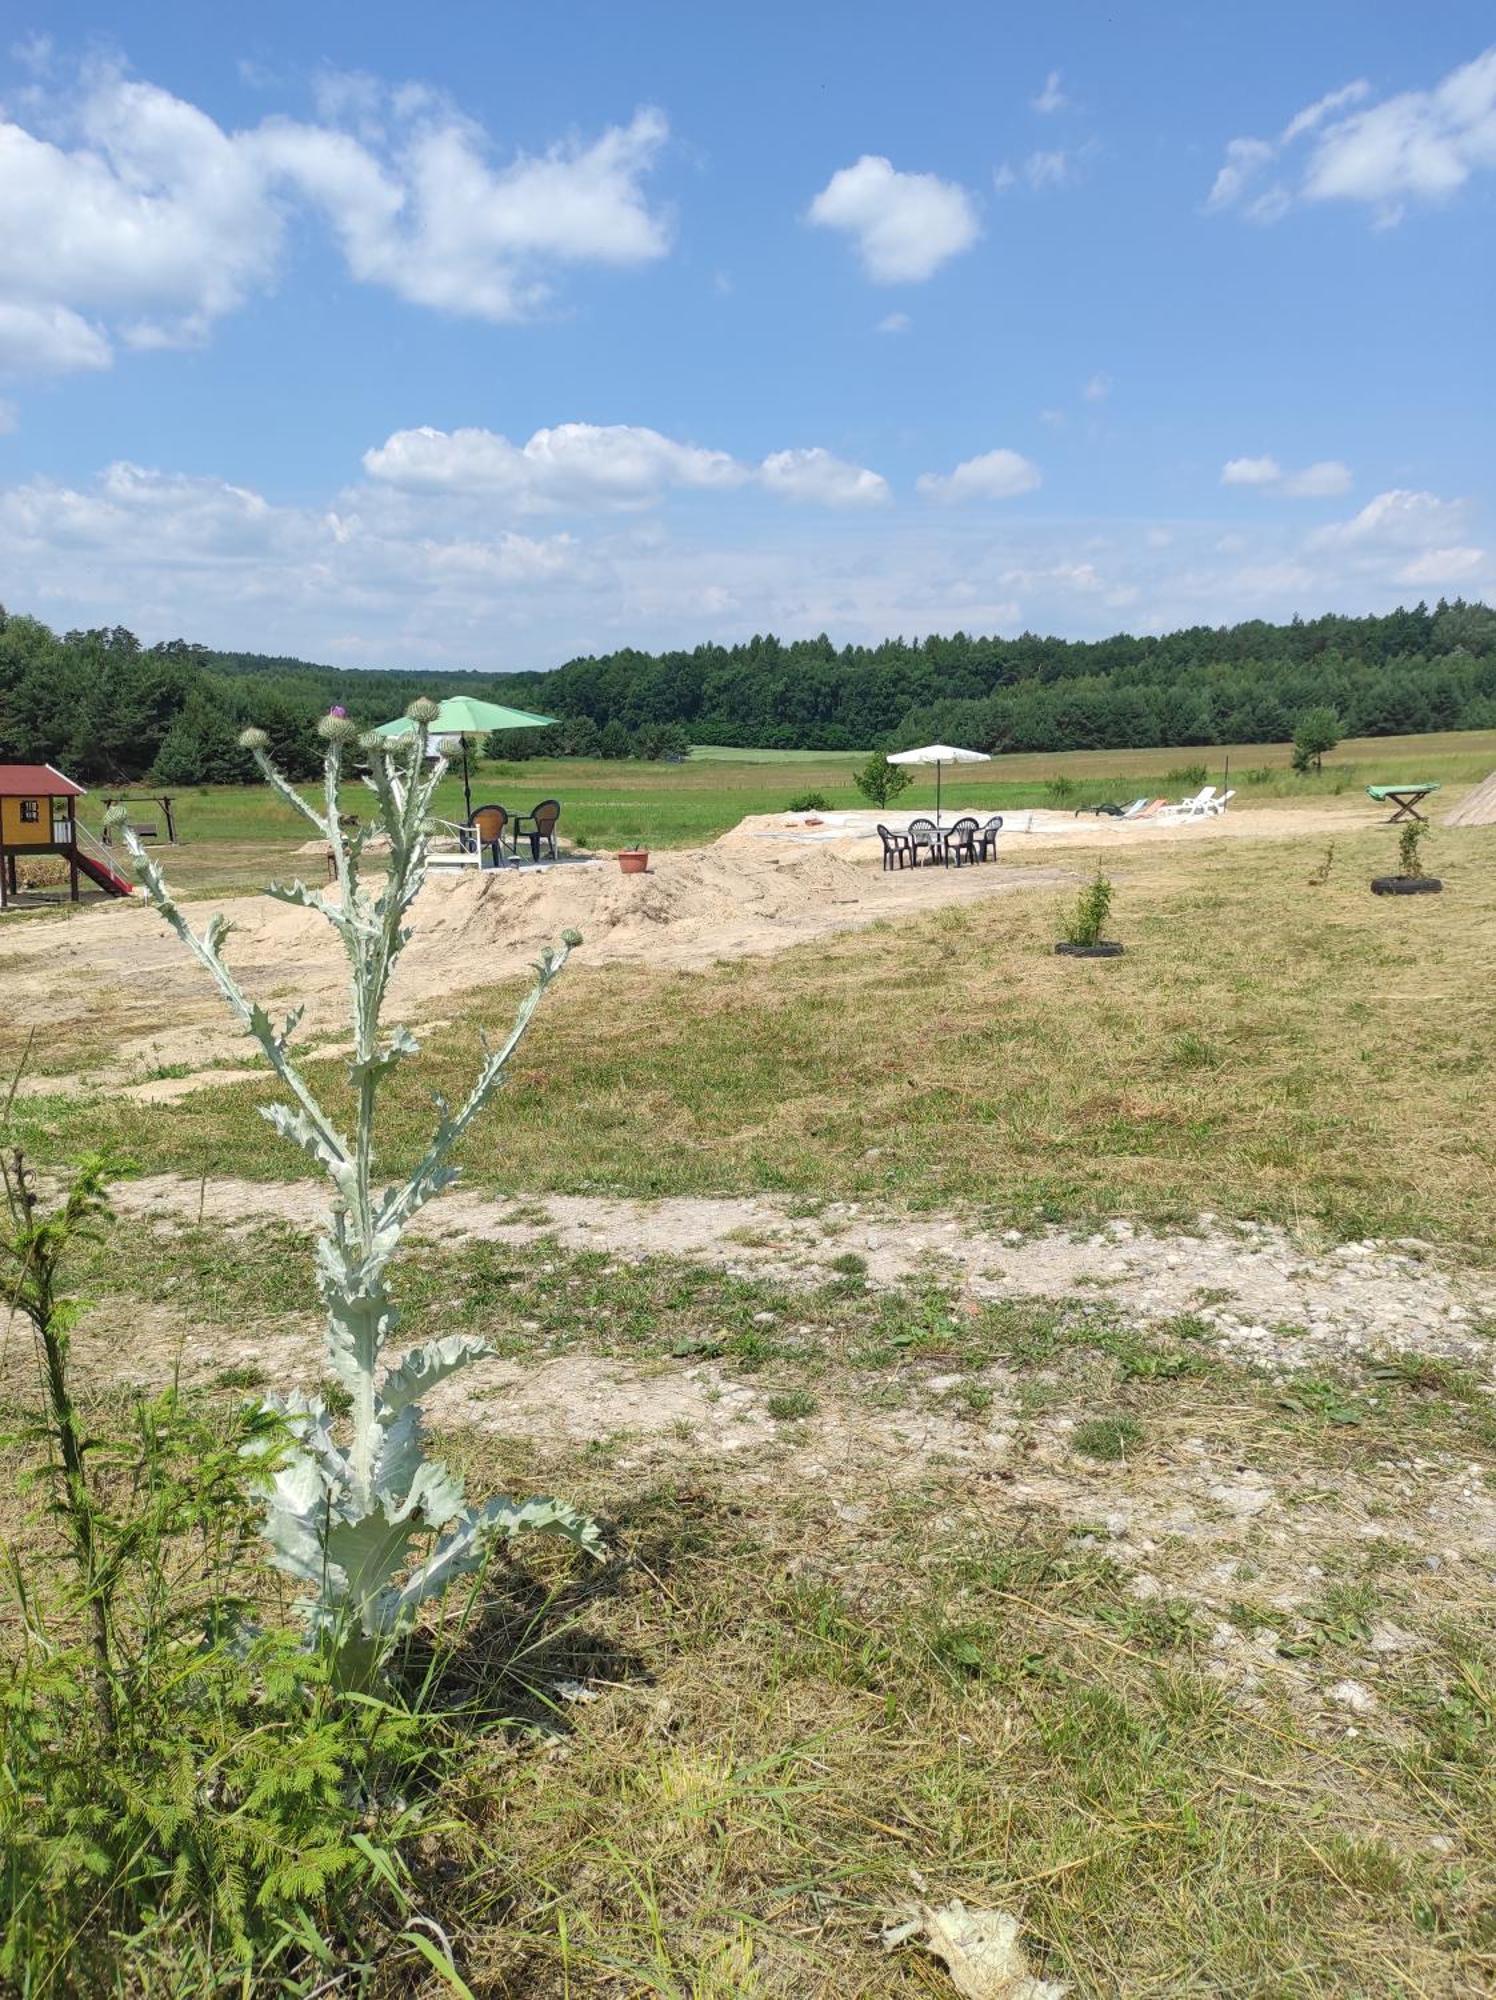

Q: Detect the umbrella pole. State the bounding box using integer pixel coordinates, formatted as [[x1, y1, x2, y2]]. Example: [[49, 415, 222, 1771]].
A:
[[462, 740, 474, 824], [936, 762, 942, 831]]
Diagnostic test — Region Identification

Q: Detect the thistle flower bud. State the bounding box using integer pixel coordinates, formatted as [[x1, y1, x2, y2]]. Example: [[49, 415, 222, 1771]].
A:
[[103, 803, 129, 831], [318, 713, 359, 744], [561, 928, 583, 948], [406, 697, 441, 725], [238, 727, 270, 751], [358, 730, 386, 754]]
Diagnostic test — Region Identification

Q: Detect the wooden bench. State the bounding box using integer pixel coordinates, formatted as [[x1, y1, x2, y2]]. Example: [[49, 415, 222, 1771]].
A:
[[128, 822, 160, 840]]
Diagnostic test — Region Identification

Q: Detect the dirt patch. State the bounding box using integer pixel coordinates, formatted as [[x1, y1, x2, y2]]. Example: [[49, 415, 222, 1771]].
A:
[[116, 1175, 1496, 1377]]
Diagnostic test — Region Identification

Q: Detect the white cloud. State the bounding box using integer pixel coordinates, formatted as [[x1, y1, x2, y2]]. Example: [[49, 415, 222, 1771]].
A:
[[807, 154, 980, 282], [364, 423, 743, 509], [1395, 545, 1488, 584], [916, 448, 1041, 503], [363, 422, 887, 512], [1024, 148, 1070, 190], [0, 301, 112, 375], [758, 447, 890, 508], [1281, 79, 1373, 145], [1309, 487, 1468, 551], [1, 452, 1487, 664], [0, 60, 674, 376], [1221, 455, 1282, 486], [1283, 459, 1352, 497], [1032, 70, 1070, 115], [876, 311, 911, 334], [995, 142, 1098, 195], [1223, 454, 1351, 497], [1082, 371, 1111, 402], [1208, 46, 1496, 222]]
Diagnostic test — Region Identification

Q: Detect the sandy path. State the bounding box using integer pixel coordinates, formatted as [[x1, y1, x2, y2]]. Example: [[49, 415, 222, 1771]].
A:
[[117, 1173, 1496, 1376]]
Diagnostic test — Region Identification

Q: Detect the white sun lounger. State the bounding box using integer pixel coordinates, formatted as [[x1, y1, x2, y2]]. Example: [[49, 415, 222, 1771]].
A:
[[1157, 786, 1215, 820]]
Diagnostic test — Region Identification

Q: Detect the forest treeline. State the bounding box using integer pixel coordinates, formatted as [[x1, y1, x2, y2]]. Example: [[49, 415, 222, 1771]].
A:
[[1, 598, 1494, 783]]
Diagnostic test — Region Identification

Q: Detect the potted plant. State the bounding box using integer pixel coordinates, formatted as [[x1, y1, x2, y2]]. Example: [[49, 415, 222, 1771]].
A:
[[1055, 866, 1123, 957], [617, 841, 650, 874], [1371, 821, 1442, 896]]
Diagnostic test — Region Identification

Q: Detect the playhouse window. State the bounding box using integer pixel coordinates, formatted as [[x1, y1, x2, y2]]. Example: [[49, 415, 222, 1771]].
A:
[[19, 799, 39, 823]]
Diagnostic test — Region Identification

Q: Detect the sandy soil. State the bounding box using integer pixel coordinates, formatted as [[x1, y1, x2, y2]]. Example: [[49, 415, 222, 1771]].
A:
[[0, 836, 1072, 1094]]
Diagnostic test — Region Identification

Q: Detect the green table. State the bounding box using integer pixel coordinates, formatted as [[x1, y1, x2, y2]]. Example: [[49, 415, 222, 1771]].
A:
[[1366, 782, 1440, 824]]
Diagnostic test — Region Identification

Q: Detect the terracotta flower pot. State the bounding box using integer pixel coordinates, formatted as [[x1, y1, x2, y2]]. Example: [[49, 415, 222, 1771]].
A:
[[617, 849, 649, 874]]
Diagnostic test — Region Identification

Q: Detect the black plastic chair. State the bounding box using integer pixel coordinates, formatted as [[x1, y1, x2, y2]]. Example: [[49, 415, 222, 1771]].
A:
[[944, 816, 979, 867], [907, 817, 940, 867], [976, 814, 1004, 860], [877, 824, 912, 871]]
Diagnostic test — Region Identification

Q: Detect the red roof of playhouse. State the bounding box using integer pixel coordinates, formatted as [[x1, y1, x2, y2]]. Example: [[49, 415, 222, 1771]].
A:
[[0, 763, 86, 798]]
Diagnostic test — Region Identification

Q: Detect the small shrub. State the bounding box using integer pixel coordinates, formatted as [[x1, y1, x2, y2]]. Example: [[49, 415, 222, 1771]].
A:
[[788, 790, 831, 812], [1060, 867, 1114, 947], [1308, 842, 1336, 885], [1072, 1414, 1142, 1461], [1244, 765, 1275, 786], [1045, 774, 1079, 805], [1165, 762, 1208, 786]]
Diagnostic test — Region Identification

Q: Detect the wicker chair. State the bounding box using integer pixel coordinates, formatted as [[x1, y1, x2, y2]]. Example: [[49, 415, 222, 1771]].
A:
[[944, 816, 979, 867], [465, 803, 510, 868], [877, 824, 912, 871], [515, 798, 561, 861], [976, 814, 1004, 861], [907, 817, 940, 867]]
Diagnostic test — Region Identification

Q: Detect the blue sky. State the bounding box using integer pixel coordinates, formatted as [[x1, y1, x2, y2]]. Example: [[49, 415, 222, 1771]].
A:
[[1, 2, 1493, 669]]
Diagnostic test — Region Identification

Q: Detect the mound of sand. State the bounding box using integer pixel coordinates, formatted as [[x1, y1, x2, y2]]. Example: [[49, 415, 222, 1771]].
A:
[[1444, 772, 1496, 827], [241, 842, 881, 1001]]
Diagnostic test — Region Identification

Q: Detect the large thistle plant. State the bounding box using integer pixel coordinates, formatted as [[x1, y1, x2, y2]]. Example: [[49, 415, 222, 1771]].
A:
[[114, 702, 597, 1685]]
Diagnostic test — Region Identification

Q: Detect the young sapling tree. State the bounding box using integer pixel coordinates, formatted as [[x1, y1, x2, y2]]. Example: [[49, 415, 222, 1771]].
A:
[[115, 703, 598, 1686], [1060, 866, 1115, 948], [851, 753, 913, 810]]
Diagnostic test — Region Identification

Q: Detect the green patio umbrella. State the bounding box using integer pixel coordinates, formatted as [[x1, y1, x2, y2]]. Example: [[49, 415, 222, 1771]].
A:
[[373, 695, 558, 822]]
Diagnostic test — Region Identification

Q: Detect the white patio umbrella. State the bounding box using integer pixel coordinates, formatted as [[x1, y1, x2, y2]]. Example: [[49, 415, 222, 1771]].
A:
[[886, 743, 991, 828]]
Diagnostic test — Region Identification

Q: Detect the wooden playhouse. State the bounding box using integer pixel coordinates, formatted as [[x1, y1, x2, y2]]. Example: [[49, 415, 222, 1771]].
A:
[[0, 764, 133, 906]]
